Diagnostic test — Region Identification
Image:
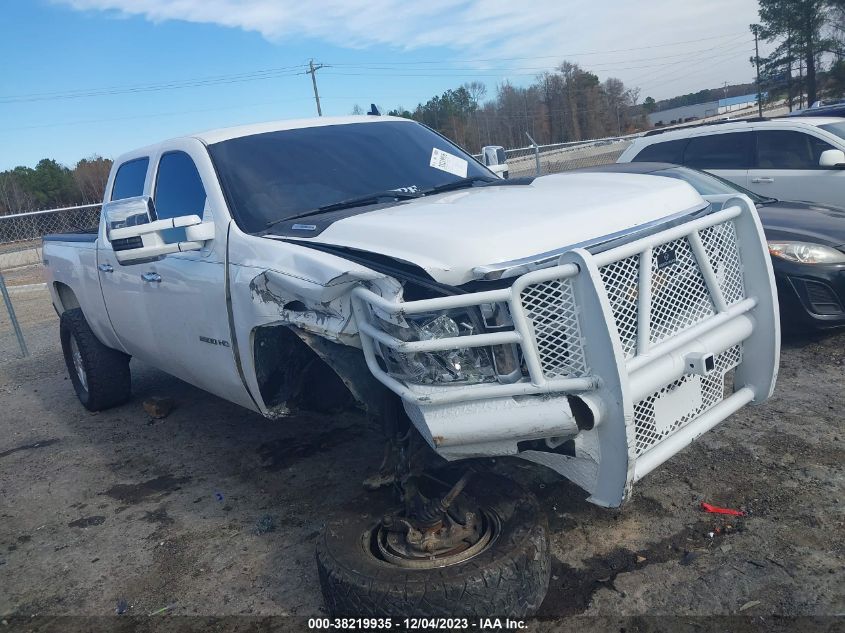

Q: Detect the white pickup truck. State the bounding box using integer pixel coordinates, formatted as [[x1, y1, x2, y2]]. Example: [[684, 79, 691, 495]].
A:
[[43, 115, 779, 617]]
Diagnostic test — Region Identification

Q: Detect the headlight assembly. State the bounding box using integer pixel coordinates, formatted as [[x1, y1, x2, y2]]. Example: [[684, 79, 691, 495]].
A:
[[768, 241, 845, 264], [376, 307, 519, 386]]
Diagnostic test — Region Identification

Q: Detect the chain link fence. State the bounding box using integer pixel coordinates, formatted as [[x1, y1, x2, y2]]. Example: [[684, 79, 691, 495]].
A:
[[0, 135, 636, 363], [487, 134, 642, 178], [0, 204, 101, 362]]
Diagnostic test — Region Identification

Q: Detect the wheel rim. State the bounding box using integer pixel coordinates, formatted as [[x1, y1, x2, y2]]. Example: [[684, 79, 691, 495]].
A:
[[371, 508, 499, 570], [69, 335, 88, 392]]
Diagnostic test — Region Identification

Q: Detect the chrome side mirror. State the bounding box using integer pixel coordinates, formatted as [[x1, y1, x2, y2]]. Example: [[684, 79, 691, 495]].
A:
[[103, 195, 214, 264], [103, 196, 154, 233]]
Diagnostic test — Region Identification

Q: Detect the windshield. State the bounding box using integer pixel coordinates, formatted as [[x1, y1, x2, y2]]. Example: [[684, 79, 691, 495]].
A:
[[819, 121, 845, 142], [654, 166, 769, 204], [208, 121, 493, 233]]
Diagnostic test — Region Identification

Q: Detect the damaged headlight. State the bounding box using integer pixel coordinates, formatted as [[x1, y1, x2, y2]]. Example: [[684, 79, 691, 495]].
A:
[[376, 306, 520, 386]]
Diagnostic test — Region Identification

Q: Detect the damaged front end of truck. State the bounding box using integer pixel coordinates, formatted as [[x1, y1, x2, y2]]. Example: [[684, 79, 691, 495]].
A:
[[230, 193, 779, 510]]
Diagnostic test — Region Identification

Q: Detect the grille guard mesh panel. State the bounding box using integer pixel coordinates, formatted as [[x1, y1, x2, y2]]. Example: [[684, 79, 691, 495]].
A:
[[633, 345, 743, 456], [520, 278, 588, 378], [598, 254, 640, 358], [699, 221, 745, 306], [598, 220, 744, 358], [649, 238, 715, 345]]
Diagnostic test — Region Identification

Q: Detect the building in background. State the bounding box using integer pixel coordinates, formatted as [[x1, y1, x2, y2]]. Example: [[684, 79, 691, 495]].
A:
[[648, 93, 764, 127], [718, 93, 763, 114], [648, 101, 719, 127]]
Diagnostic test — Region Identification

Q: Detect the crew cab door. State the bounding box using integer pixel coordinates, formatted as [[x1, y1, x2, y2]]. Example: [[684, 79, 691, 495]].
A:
[[747, 130, 845, 207], [100, 143, 256, 411], [98, 156, 158, 363]]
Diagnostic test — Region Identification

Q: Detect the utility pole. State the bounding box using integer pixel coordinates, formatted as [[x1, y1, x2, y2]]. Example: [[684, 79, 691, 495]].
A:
[[307, 59, 324, 116], [752, 25, 764, 118], [799, 58, 805, 109], [786, 32, 794, 112]]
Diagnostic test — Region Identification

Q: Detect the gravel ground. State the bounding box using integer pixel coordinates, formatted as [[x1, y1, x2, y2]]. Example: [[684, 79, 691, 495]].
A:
[[0, 322, 843, 625]]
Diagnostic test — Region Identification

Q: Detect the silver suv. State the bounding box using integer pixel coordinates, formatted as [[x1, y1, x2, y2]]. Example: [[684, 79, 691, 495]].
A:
[[618, 117, 845, 208]]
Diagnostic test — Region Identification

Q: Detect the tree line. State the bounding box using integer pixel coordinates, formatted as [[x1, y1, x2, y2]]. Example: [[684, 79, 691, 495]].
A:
[[0, 157, 112, 216], [381, 62, 644, 152], [756, 0, 845, 108]]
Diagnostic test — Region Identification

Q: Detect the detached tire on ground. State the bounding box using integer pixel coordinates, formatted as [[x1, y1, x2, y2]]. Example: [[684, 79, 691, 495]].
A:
[[316, 473, 551, 617], [60, 308, 131, 411]]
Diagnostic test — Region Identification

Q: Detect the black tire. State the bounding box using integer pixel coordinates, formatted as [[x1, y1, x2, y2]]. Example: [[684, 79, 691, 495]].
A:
[[60, 308, 131, 411], [316, 473, 551, 617]]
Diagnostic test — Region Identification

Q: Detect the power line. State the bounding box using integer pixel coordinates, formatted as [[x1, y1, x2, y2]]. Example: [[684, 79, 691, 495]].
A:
[[317, 45, 756, 75], [319, 37, 755, 85], [634, 40, 756, 92], [627, 39, 754, 90], [0, 33, 754, 105], [323, 32, 750, 66], [0, 97, 315, 132], [0, 94, 423, 132], [0, 64, 309, 104], [623, 36, 751, 84]]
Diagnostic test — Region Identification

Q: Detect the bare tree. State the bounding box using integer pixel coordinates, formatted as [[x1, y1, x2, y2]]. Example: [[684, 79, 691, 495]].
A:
[[73, 156, 112, 204]]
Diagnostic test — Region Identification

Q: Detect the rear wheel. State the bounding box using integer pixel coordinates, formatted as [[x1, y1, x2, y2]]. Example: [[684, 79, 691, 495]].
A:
[[316, 472, 551, 617], [60, 308, 131, 411]]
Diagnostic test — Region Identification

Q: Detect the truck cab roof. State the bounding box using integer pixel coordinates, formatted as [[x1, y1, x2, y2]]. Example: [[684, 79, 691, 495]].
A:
[[116, 115, 413, 164]]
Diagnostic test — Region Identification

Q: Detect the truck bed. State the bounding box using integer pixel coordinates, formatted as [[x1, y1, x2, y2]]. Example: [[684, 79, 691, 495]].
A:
[[42, 231, 98, 243]]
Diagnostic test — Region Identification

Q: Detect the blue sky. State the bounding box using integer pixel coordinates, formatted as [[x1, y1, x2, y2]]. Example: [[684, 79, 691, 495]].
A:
[[0, 0, 765, 170]]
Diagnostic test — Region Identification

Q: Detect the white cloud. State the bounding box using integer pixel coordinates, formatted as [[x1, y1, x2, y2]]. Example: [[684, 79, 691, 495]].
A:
[[57, 0, 764, 98]]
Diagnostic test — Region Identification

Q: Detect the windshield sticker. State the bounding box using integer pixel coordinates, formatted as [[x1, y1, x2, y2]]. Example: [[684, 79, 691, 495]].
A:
[[430, 148, 468, 178]]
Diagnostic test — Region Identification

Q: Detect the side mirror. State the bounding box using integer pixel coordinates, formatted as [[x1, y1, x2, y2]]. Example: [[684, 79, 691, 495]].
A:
[[481, 145, 506, 166], [103, 196, 154, 232], [481, 145, 509, 179], [103, 196, 214, 264], [819, 149, 845, 169]]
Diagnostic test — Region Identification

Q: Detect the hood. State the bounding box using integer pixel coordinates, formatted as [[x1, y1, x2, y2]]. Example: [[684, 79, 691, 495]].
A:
[[758, 200, 845, 248], [286, 173, 706, 285]]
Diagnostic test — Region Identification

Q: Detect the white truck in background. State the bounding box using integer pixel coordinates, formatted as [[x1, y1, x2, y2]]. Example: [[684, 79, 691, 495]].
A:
[[42, 115, 779, 617]]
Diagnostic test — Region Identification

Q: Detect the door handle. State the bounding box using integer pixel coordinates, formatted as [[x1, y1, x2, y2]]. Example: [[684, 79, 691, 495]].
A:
[[141, 272, 162, 283], [97, 263, 113, 273], [751, 177, 774, 184]]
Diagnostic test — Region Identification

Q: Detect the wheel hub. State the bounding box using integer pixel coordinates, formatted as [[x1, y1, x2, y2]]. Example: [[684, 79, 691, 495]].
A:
[[375, 507, 497, 569], [70, 336, 88, 391]]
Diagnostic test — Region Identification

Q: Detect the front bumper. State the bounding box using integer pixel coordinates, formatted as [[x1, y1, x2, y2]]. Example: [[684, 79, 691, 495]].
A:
[[352, 197, 779, 506], [773, 259, 845, 331]]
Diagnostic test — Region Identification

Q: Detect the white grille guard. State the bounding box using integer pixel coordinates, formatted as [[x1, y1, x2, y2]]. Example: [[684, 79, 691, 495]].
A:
[[350, 196, 779, 506]]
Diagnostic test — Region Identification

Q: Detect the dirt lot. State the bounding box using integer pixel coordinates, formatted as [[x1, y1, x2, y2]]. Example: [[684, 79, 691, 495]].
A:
[[0, 282, 59, 361], [0, 322, 843, 626]]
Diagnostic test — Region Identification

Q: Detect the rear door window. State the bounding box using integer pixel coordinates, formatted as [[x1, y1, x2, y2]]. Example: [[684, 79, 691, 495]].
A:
[[111, 158, 149, 200], [631, 139, 688, 164], [683, 132, 752, 170], [153, 151, 207, 243], [755, 130, 836, 169]]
